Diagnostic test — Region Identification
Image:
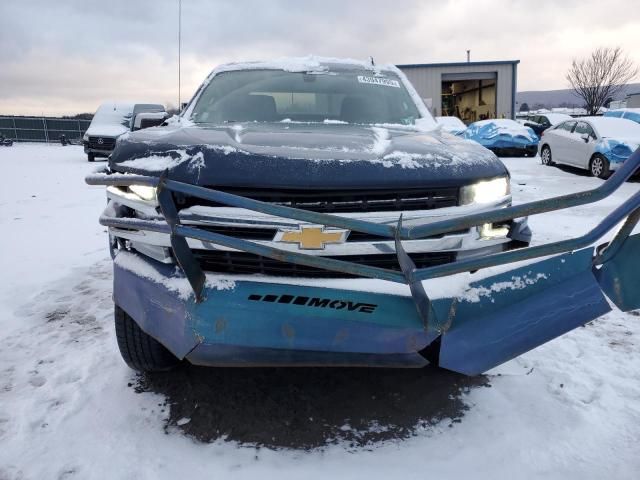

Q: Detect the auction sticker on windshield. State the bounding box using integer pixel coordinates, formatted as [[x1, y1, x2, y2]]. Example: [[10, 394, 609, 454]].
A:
[[357, 75, 401, 88]]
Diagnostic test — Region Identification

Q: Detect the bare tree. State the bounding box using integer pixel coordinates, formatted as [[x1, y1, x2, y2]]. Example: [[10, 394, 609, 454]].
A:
[[566, 47, 638, 115]]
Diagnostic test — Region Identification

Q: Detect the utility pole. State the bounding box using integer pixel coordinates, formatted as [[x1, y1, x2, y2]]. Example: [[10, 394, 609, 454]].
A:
[[178, 0, 182, 109]]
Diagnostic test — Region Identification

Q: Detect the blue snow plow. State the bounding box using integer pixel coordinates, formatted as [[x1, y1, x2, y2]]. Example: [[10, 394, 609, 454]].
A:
[[86, 148, 640, 376]]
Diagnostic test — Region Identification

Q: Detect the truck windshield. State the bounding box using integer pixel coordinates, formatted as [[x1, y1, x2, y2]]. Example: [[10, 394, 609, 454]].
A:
[[190, 69, 422, 125]]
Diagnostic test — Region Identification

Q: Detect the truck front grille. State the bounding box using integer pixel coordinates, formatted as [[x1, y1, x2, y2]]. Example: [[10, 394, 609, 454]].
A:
[[194, 224, 467, 242], [175, 187, 460, 213], [193, 251, 455, 278], [88, 136, 116, 150]]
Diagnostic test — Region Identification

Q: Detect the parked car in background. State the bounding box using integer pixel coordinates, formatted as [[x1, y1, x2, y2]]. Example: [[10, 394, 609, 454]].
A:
[[462, 119, 539, 157], [539, 116, 640, 178], [524, 113, 572, 136], [435, 115, 467, 135], [83, 102, 167, 162], [604, 108, 640, 125], [0, 133, 13, 146]]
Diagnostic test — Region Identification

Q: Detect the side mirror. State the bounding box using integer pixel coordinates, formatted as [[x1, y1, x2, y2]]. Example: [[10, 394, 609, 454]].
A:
[[132, 112, 170, 131], [580, 133, 590, 143]]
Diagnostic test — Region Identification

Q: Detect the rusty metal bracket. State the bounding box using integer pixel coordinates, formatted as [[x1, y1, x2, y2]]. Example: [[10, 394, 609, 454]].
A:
[[394, 215, 434, 331], [157, 170, 206, 302], [594, 208, 640, 266]]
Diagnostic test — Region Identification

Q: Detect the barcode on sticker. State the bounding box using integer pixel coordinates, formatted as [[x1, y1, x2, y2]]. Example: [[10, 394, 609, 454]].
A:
[[357, 76, 401, 88]]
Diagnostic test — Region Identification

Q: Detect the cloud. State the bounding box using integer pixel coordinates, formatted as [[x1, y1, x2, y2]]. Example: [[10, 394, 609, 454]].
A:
[[1, 0, 638, 115]]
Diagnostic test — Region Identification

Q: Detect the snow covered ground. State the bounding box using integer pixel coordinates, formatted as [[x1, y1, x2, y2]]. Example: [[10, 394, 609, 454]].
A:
[[1, 143, 639, 479]]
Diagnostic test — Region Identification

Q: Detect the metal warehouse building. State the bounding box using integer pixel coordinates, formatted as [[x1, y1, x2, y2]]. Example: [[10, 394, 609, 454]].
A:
[[397, 60, 519, 122]]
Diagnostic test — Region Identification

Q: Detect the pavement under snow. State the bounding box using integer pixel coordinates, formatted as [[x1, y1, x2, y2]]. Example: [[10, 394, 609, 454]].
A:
[[0, 143, 639, 479]]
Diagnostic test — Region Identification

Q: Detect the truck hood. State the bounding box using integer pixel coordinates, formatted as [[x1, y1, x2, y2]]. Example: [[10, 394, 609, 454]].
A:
[[109, 122, 508, 189]]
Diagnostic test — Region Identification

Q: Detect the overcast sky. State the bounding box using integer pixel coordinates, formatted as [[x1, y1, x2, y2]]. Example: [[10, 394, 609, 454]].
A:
[[1, 0, 639, 116]]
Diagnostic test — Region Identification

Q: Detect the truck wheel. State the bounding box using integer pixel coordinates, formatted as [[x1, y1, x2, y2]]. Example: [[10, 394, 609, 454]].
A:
[[590, 154, 610, 179], [114, 305, 179, 372], [87, 153, 95, 162], [541, 145, 554, 165]]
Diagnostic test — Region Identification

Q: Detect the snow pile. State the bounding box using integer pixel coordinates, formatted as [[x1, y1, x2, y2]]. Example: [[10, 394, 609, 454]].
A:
[[435, 116, 467, 134], [119, 149, 191, 171], [369, 127, 391, 155], [381, 151, 436, 169], [118, 146, 238, 172], [461, 272, 548, 303], [230, 124, 245, 144], [115, 251, 235, 300]]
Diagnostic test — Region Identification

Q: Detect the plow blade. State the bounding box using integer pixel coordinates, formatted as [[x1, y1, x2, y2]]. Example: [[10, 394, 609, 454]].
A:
[[595, 233, 640, 312], [438, 248, 611, 375]]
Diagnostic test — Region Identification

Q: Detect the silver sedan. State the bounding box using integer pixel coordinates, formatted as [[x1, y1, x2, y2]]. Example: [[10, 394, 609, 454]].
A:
[[538, 116, 640, 178]]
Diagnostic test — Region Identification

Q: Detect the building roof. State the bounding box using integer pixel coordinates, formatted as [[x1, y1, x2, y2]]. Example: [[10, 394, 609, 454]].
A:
[[397, 60, 520, 69]]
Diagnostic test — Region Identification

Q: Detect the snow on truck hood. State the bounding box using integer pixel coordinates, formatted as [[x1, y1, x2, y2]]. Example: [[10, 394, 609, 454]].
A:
[[109, 122, 508, 189]]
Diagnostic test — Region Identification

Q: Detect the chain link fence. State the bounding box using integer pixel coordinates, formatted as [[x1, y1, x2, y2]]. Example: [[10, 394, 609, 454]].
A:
[[0, 116, 92, 143]]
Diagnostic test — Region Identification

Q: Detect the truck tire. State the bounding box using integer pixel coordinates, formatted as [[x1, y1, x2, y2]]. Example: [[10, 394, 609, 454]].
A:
[[114, 305, 180, 372], [87, 153, 95, 162]]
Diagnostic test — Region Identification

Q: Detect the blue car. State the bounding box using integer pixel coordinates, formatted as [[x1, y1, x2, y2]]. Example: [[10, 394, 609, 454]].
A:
[[604, 108, 640, 125], [463, 119, 539, 157]]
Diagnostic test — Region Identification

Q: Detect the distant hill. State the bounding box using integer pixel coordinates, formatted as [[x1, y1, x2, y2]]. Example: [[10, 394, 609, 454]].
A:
[[517, 83, 640, 110]]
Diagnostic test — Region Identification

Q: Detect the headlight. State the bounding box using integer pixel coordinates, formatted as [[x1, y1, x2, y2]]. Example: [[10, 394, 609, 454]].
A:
[[83, 134, 89, 141], [129, 185, 157, 201], [460, 177, 510, 205]]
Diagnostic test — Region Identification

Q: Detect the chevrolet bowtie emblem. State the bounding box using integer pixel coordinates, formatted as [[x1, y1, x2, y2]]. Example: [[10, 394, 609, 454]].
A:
[[274, 225, 349, 250]]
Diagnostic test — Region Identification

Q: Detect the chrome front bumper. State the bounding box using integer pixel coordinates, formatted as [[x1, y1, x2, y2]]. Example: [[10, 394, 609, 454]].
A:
[[104, 185, 529, 266]]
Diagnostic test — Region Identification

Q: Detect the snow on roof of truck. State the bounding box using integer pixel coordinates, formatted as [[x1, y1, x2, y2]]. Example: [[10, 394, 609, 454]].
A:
[[206, 55, 397, 77]]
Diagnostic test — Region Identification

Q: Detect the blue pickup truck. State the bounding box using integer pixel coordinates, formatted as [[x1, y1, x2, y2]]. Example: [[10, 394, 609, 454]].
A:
[[89, 57, 608, 375]]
